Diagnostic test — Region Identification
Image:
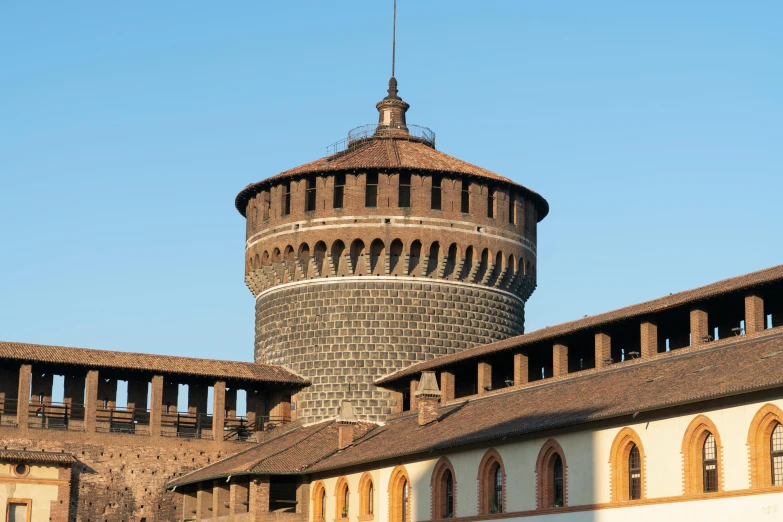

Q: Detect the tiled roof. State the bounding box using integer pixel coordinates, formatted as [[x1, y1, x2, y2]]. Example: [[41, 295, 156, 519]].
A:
[[167, 421, 376, 487], [308, 330, 783, 473], [0, 342, 309, 386], [0, 449, 77, 465], [169, 331, 783, 480], [235, 137, 549, 219], [375, 263, 783, 385]]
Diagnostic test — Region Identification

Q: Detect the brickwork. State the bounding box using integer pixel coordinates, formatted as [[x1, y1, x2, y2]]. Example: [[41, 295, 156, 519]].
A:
[[0, 428, 240, 522], [254, 280, 525, 423]]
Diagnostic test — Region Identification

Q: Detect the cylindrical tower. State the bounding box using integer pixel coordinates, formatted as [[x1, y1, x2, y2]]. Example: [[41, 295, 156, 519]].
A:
[[235, 78, 549, 423]]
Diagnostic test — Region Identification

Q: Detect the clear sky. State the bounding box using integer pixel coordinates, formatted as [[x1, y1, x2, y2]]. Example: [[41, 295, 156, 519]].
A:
[[1, 1, 781, 365]]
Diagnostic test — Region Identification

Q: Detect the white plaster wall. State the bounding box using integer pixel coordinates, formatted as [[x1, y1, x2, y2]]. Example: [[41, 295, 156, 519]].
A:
[[0, 482, 58, 522], [311, 396, 783, 522]]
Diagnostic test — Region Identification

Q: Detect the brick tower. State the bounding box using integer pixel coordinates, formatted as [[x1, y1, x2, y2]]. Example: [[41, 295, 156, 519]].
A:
[[235, 77, 548, 423]]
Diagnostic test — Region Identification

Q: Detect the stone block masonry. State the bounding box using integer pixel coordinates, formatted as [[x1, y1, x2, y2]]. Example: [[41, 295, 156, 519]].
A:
[[255, 279, 525, 423]]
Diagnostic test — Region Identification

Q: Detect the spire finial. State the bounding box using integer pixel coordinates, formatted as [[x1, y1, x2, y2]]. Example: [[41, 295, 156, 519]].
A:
[[392, 0, 397, 78]]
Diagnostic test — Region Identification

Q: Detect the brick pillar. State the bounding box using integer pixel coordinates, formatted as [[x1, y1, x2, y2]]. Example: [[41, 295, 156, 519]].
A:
[[30, 372, 53, 405], [553, 344, 568, 377], [63, 374, 85, 406], [96, 377, 116, 410], [640, 321, 658, 358], [84, 370, 99, 433], [409, 380, 419, 411], [188, 384, 208, 414], [440, 371, 455, 401], [149, 375, 164, 438], [126, 379, 149, 411], [477, 362, 492, 394], [690, 308, 709, 346], [391, 391, 403, 414], [225, 387, 237, 418], [251, 476, 270, 516], [596, 332, 612, 366], [513, 352, 528, 386], [213, 381, 226, 444], [17, 364, 32, 430], [745, 295, 765, 335]]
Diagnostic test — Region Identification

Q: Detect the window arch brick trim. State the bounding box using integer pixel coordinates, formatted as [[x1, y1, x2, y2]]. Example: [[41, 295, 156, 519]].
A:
[[681, 415, 724, 494], [389, 465, 411, 522], [608, 427, 647, 501], [312, 480, 327, 522], [358, 472, 375, 519], [335, 476, 350, 520], [477, 448, 506, 514], [747, 403, 783, 488], [431, 456, 457, 519], [535, 439, 568, 509]]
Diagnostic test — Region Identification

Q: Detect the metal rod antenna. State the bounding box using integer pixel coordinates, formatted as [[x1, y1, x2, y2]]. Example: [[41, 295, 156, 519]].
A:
[[392, 0, 396, 77]]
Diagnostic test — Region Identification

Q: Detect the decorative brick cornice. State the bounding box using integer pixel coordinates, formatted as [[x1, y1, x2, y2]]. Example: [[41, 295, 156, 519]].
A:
[[477, 448, 506, 515], [747, 403, 783, 488], [430, 456, 457, 519], [535, 439, 568, 509], [608, 427, 647, 501], [681, 414, 724, 494]]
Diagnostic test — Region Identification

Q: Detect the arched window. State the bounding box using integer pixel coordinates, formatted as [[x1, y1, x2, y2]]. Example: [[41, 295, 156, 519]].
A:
[[772, 423, 783, 486], [445, 473, 453, 518], [311, 481, 326, 521], [629, 445, 641, 500], [681, 415, 723, 494], [702, 433, 718, 493], [389, 466, 411, 522], [552, 455, 564, 506], [401, 478, 409, 522], [492, 464, 502, 512], [359, 472, 374, 517], [747, 403, 783, 487], [335, 477, 350, 519], [431, 456, 456, 519], [477, 449, 504, 514], [536, 439, 567, 509], [609, 427, 645, 501]]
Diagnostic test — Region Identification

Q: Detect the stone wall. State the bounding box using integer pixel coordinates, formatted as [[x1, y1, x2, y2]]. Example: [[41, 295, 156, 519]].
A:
[[0, 427, 243, 522], [255, 279, 525, 423]]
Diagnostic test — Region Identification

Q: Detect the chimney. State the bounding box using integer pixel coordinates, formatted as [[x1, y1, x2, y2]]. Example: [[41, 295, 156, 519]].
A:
[[414, 371, 441, 426], [337, 400, 358, 450]]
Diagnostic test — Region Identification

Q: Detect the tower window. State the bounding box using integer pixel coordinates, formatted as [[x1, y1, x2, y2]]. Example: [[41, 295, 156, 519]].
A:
[[487, 187, 495, 218], [282, 181, 291, 216], [508, 192, 516, 224], [398, 173, 411, 208], [431, 175, 442, 210], [461, 179, 470, 213], [305, 176, 317, 212], [334, 173, 345, 209], [366, 173, 378, 207]]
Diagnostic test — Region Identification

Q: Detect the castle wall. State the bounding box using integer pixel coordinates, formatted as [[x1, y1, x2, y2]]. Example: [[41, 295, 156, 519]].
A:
[[255, 279, 525, 424], [0, 427, 240, 522]]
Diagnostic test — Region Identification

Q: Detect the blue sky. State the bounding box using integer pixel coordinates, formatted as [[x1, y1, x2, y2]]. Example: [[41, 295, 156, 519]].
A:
[[1, 1, 781, 364]]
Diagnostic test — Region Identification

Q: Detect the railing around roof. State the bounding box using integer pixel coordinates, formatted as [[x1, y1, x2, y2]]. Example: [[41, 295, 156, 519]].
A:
[[27, 402, 86, 432], [0, 398, 18, 427], [95, 407, 151, 435], [326, 123, 435, 156], [223, 415, 291, 442], [160, 411, 214, 440]]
